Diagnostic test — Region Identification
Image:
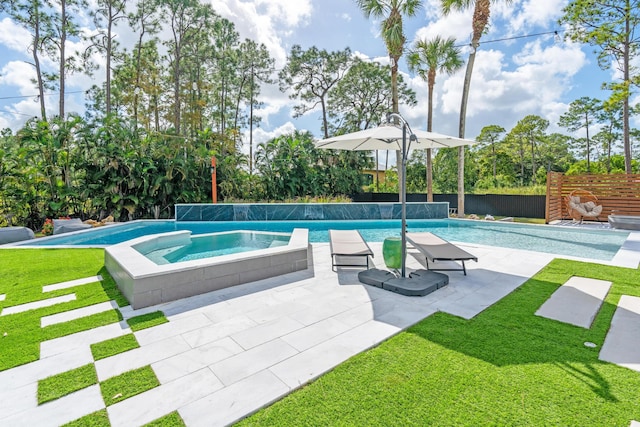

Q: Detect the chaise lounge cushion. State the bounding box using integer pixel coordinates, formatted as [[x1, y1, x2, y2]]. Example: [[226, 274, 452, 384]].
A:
[[0, 226, 35, 244], [53, 218, 92, 235]]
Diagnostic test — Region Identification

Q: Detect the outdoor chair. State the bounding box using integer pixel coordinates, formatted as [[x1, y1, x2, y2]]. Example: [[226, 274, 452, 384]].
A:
[[406, 232, 477, 275], [329, 229, 374, 271], [565, 189, 603, 223]]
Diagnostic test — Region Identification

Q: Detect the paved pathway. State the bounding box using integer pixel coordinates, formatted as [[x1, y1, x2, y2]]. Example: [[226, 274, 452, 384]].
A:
[[0, 232, 638, 426]]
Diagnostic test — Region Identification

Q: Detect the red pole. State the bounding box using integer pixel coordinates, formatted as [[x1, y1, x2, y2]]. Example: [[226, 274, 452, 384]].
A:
[[211, 156, 217, 204]]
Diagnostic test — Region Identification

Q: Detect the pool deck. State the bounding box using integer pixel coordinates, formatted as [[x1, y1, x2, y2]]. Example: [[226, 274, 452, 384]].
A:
[[1, 230, 639, 426]]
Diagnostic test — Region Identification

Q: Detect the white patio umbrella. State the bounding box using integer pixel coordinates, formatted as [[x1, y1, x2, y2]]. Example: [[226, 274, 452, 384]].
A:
[[315, 113, 476, 279]]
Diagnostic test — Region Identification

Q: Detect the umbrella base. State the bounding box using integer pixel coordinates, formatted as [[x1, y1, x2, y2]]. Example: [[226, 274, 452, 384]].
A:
[[409, 269, 450, 289], [358, 268, 396, 288], [358, 268, 448, 296]]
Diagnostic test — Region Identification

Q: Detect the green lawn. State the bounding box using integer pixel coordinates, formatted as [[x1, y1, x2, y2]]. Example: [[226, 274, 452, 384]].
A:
[[239, 259, 640, 426], [0, 249, 129, 370]]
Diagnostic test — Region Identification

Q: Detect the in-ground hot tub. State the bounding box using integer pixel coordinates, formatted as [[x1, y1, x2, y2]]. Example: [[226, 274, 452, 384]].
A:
[[105, 228, 310, 309]]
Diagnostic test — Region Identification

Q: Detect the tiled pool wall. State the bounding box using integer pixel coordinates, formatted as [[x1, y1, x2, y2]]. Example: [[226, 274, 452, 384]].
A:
[[175, 202, 449, 222]]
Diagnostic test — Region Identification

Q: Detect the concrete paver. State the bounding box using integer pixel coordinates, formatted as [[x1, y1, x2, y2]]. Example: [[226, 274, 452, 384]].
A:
[[599, 295, 640, 372], [535, 276, 612, 328], [40, 322, 131, 359], [1, 294, 76, 316], [40, 300, 119, 327], [42, 275, 103, 293]]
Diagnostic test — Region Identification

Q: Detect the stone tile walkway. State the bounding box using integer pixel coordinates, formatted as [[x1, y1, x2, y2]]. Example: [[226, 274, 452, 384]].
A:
[[0, 294, 77, 316], [42, 275, 103, 293], [0, 233, 638, 426]]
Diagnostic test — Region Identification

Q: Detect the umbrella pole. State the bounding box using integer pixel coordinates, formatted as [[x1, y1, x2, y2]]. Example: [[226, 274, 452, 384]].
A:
[[401, 125, 407, 278]]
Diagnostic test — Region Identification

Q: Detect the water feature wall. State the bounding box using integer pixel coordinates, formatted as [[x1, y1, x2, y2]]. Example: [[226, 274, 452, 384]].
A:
[[175, 202, 449, 222]]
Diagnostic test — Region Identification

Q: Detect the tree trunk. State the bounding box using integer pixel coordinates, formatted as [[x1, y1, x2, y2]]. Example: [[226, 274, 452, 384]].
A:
[[457, 46, 477, 216], [33, 1, 47, 120], [59, 0, 66, 118], [427, 72, 435, 202], [105, 3, 112, 115], [623, 12, 632, 174], [391, 55, 402, 202]]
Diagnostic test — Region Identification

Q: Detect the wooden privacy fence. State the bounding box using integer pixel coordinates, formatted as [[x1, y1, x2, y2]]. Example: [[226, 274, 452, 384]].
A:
[[545, 172, 640, 223]]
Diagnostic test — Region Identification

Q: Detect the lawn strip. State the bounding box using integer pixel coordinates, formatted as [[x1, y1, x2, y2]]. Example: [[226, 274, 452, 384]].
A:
[[62, 409, 111, 427], [0, 249, 128, 371], [91, 334, 140, 361], [238, 259, 640, 426], [38, 363, 98, 404], [100, 365, 160, 406], [143, 411, 186, 427], [127, 311, 168, 332]]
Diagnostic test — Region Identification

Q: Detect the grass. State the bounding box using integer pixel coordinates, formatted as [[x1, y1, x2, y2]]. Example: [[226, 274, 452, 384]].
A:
[[127, 311, 168, 332], [38, 363, 98, 404], [239, 258, 640, 426], [91, 334, 140, 361], [100, 365, 160, 406], [143, 411, 186, 426], [0, 249, 128, 371], [63, 409, 110, 427]]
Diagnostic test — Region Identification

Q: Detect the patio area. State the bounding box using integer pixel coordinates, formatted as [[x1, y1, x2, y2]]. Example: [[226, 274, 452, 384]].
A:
[[1, 230, 639, 426]]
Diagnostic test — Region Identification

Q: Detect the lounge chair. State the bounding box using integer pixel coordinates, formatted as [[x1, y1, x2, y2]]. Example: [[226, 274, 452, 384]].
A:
[[406, 232, 477, 275], [329, 229, 374, 271]]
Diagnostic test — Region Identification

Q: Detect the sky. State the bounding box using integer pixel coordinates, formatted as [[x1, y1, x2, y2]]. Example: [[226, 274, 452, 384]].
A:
[[0, 0, 634, 150]]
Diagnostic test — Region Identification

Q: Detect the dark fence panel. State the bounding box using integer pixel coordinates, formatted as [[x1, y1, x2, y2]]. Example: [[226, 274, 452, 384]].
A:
[[353, 193, 545, 218]]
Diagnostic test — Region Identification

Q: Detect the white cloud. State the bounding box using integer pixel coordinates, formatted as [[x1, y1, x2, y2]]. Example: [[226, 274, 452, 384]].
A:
[[0, 18, 33, 53], [244, 121, 296, 149]]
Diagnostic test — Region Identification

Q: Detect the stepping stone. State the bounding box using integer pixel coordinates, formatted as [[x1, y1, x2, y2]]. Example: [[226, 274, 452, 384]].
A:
[[535, 276, 611, 328], [0, 294, 76, 316], [382, 272, 448, 297], [599, 295, 640, 373], [358, 268, 396, 288], [0, 294, 5, 302], [40, 300, 119, 327], [43, 275, 102, 293]]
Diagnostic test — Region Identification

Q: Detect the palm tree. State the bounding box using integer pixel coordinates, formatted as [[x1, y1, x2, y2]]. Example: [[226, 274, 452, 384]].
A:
[[408, 36, 463, 201], [441, 0, 512, 216], [355, 0, 422, 200]]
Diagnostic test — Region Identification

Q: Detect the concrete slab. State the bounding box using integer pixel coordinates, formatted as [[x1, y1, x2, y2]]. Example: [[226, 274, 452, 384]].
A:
[[535, 276, 612, 328], [40, 323, 131, 359], [152, 337, 244, 384], [42, 275, 103, 293], [0, 384, 104, 427], [133, 312, 212, 346], [209, 338, 298, 386], [599, 295, 640, 372], [40, 300, 119, 327], [0, 293, 5, 301], [180, 370, 289, 427], [107, 368, 222, 427], [1, 294, 76, 316], [95, 335, 191, 381]]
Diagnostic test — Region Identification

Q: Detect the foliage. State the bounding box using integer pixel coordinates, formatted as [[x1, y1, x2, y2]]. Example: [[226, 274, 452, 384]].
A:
[[560, 0, 640, 174]]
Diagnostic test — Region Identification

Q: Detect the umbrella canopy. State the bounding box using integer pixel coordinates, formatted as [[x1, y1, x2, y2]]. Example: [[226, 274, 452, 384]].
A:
[[314, 123, 474, 151], [315, 115, 476, 279]]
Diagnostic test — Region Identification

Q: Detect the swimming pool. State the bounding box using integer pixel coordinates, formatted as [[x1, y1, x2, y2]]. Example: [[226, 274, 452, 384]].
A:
[[16, 219, 630, 261]]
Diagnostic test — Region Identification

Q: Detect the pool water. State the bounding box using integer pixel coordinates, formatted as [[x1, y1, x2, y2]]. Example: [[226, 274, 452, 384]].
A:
[[21, 219, 629, 261], [138, 231, 290, 264]]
